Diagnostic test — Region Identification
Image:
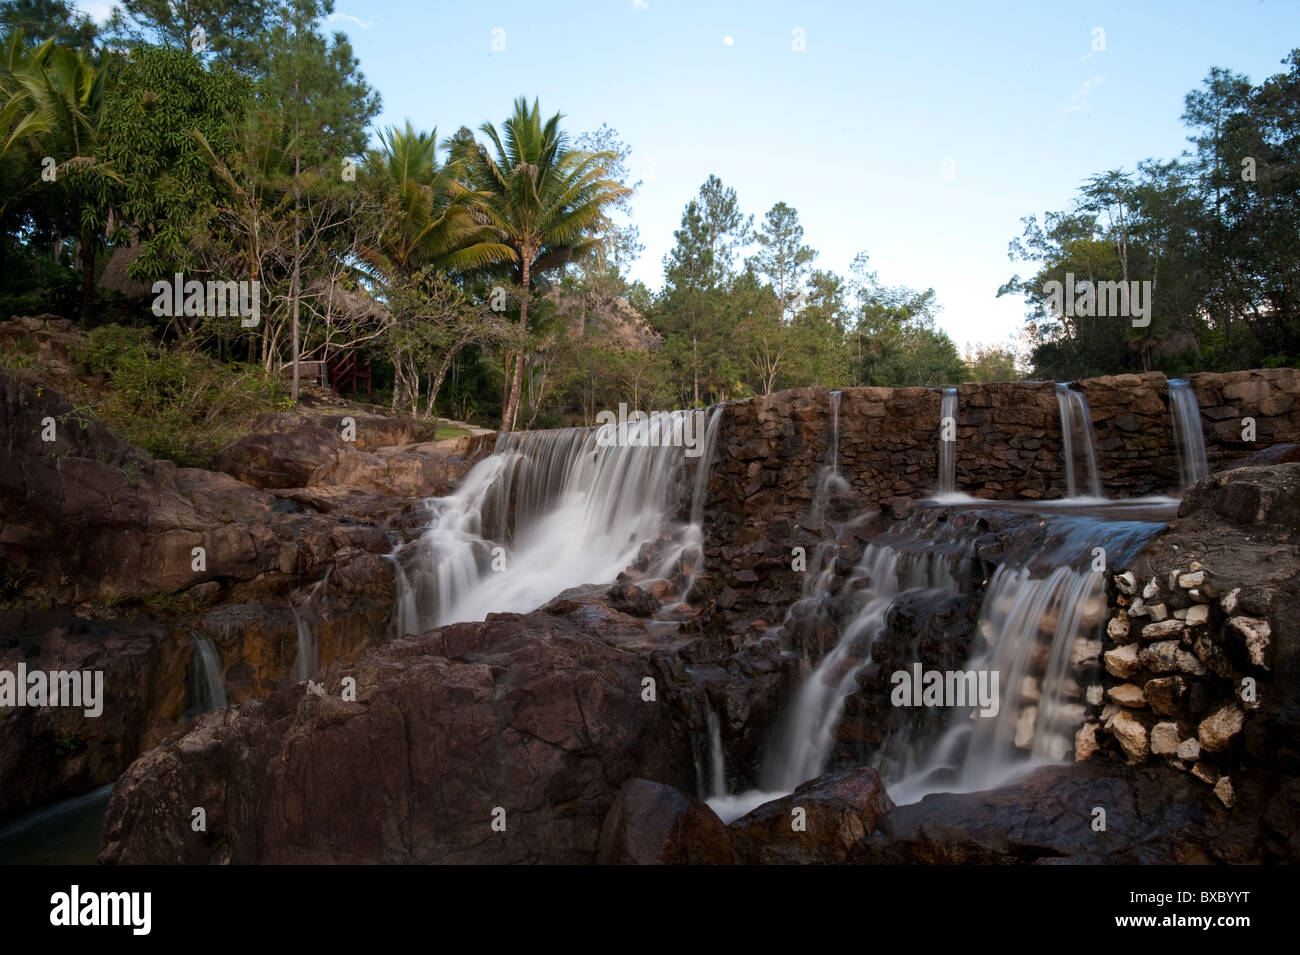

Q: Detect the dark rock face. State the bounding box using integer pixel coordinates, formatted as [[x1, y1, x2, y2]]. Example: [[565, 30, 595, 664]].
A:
[[99, 599, 733, 864], [596, 778, 732, 865], [862, 762, 1239, 864], [728, 768, 893, 864], [0, 612, 187, 820]]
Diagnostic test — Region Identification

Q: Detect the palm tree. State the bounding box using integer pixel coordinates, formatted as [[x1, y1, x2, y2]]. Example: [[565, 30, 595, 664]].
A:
[[454, 97, 629, 432], [361, 121, 512, 279], [17, 38, 116, 322]]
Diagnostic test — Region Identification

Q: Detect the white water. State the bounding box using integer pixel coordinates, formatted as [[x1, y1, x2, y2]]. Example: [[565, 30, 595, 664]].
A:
[[188, 633, 227, 712], [938, 387, 958, 495], [1056, 383, 1103, 498], [1169, 379, 1209, 490], [884, 564, 1106, 804], [393, 407, 723, 632], [762, 543, 959, 793], [290, 608, 318, 683], [706, 706, 726, 799]]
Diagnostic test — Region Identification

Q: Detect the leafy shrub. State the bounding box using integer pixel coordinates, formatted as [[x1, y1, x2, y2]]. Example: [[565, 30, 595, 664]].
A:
[[74, 325, 292, 466]]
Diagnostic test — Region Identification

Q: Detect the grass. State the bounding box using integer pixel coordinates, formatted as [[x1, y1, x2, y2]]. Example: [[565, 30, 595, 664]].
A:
[[435, 421, 472, 440]]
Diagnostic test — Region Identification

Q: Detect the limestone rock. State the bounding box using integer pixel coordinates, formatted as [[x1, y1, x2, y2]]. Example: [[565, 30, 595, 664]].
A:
[[1214, 776, 1236, 809], [1141, 619, 1184, 641], [1226, 616, 1271, 669], [1143, 676, 1185, 716], [1150, 722, 1180, 755], [1107, 684, 1147, 708], [1110, 710, 1149, 762], [1197, 704, 1245, 756], [1104, 643, 1142, 680]]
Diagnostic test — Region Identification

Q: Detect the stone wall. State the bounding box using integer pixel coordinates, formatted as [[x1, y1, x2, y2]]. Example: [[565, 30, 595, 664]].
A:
[[701, 368, 1300, 530]]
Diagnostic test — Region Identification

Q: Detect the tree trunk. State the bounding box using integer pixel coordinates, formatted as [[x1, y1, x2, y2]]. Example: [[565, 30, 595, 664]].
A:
[[501, 253, 532, 432]]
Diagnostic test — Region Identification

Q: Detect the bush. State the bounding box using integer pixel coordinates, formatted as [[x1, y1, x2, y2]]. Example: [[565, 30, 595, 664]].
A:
[[74, 325, 292, 466]]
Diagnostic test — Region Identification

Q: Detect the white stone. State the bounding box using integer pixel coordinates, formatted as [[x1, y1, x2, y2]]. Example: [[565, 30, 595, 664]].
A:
[[1185, 604, 1209, 626], [1148, 603, 1169, 622], [1214, 776, 1235, 808], [1227, 616, 1271, 669], [1179, 570, 1205, 589], [1107, 683, 1147, 708], [1107, 614, 1131, 641], [1104, 643, 1142, 680], [1127, 597, 1149, 619], [1086, 685, 1104, 706], [1176, 738, 1201, 760], [1114, 571, 1138, 595], [1110, 710, 1149, 762], [1150, 722, 1180, 755], [1221, 587, 1241, 615], [1143, 577, 1160, 600]]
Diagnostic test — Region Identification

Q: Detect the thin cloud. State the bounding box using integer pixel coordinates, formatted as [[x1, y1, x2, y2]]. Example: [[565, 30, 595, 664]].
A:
[[324, 13, 377, 29]]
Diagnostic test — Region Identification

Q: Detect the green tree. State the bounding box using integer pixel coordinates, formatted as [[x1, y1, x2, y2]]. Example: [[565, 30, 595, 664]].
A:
[[750, 200, 815, 318], [0, 0, 97, 50], [454, 96, 628, 432]]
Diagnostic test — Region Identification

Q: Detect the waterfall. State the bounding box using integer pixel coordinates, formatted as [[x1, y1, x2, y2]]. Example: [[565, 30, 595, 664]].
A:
[[722, 505, 1163, 818], [1056, 383, 1103, 498], [188, 633, 227, 713], [762, 542, 961, 793], [393, 407, 724, 633], [706, 706, 726, 799], [1169, 379, 1209, 490], [937, 388, 958, 495], [290, 608, 318, 683]]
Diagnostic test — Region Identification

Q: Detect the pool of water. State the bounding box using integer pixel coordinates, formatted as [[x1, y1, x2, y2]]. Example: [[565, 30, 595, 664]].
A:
[[0, 784, 112, 865]]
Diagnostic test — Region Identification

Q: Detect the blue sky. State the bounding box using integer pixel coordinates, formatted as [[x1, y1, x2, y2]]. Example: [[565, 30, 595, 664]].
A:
[[78, 0, 1300, 351]]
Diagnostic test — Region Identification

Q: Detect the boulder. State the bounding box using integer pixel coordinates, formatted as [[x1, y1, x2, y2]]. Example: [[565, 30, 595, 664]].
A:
[[596, 779, 732, 865], [728, 768, 893, 864]]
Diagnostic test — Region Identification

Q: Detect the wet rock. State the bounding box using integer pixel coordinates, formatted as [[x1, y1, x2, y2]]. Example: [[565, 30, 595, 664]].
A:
[[861, 763, 1231, 864], [728, 768, 893, 864], [596, 779, 732, 865]]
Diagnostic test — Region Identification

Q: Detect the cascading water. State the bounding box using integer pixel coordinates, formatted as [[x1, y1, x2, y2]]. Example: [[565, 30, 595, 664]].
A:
[[1169, 379, 1209, 491], [706, 706, 726, 800], [717, 504, 1166, 821], [188, 633, 227, 713], [809, 391, 849, 529], [291, 608, 318, 683], [1056, 383, 1103, 498], [937, 388, 958, 496], [393, 407, 723, 633]]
